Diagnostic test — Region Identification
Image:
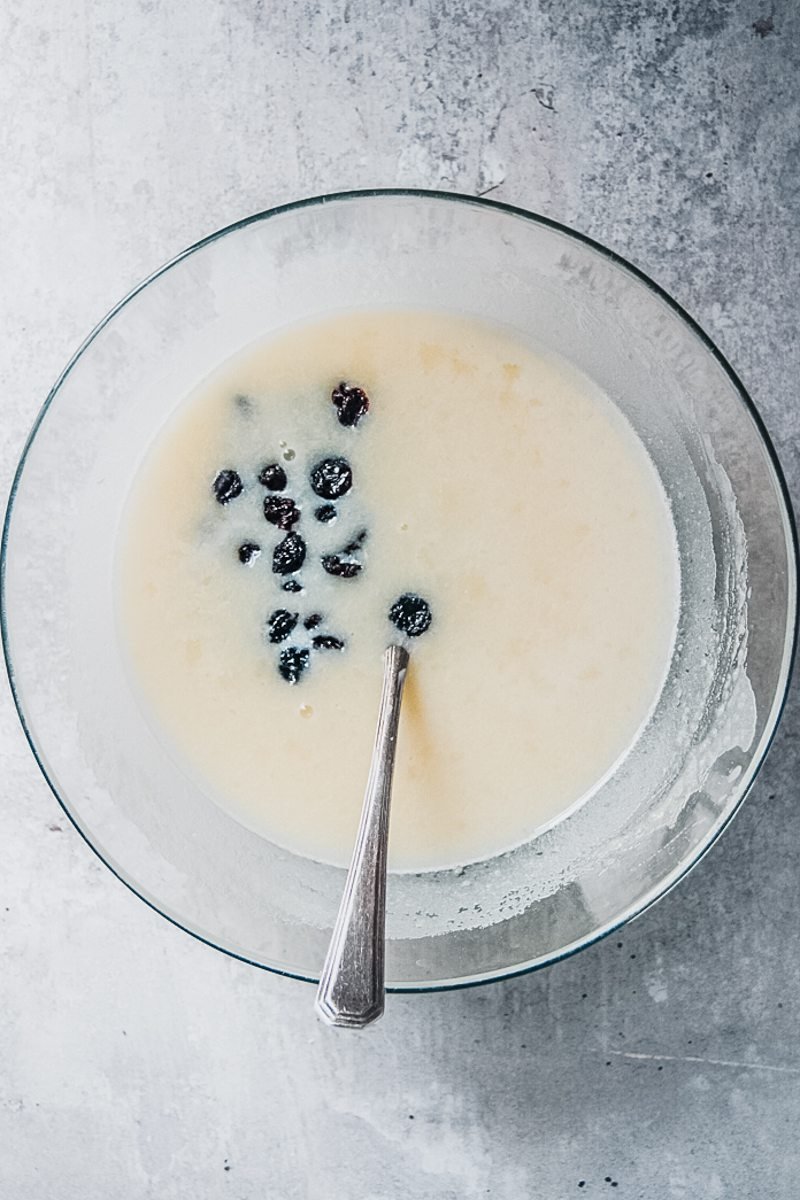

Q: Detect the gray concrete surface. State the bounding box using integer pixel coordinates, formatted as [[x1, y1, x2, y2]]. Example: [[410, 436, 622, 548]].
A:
[[2, 1, 799, 1196]]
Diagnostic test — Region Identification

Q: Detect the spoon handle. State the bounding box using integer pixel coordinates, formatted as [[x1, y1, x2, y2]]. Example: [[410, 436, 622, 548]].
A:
[[315, 643, 410, 1028]]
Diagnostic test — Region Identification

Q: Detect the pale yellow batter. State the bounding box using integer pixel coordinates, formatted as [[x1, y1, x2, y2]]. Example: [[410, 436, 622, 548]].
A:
[[117, 310, 679, 871]]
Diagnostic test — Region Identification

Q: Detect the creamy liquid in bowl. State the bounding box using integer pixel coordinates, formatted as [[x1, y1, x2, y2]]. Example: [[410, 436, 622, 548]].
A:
[[117, 310, 679, 872]]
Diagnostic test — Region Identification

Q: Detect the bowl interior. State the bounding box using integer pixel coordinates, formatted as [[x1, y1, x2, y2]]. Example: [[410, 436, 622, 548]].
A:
[[3, 192, 796, 988]]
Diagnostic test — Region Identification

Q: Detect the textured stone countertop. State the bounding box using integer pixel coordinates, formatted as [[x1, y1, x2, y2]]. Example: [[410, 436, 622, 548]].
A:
[[1, 2, 798, 1197]]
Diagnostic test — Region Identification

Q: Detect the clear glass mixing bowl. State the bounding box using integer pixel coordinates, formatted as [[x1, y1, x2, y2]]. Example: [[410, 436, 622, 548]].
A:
[[2, 191, 796, 989]]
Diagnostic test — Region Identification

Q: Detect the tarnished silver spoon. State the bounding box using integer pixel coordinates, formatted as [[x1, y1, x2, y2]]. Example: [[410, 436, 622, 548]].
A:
[[315, 642, 410, 1028]]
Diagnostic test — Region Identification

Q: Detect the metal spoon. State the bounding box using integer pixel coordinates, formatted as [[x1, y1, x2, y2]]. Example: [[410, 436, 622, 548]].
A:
[[315, 643, 410, 1028]]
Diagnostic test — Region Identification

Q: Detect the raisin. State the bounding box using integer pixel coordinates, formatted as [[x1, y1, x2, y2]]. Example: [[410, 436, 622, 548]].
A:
[[389, 593, 433, 637], [342, 528, 368, 555], [213, 469, 243, 505], [267, 609, 298, 644], [282, 579, 303, 593], [331, 381, 370, 428], [272, 532, 306, 575], [258, 462, 287, 491], [312, 634, 345, 651], [321, 555, 362, 579], [238, 541, 261, 565], [315, 504, 337, 524], [310, 457, 353, 500], [304, 613, 324, 630], [264, 494, 301, 530], [278, 646, 310, 684]]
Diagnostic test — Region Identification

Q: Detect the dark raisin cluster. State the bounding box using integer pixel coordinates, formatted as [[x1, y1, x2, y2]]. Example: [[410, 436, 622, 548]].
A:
[[209, 382, 377, 683], [211, 380, 433, 682]]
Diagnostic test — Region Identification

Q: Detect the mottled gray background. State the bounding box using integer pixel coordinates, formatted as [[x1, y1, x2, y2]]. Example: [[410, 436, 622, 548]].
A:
[[1, 1, 798, 1197]]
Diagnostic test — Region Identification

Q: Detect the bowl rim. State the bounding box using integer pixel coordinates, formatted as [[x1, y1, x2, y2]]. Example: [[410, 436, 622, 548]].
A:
[[3, 187, 797, 992]]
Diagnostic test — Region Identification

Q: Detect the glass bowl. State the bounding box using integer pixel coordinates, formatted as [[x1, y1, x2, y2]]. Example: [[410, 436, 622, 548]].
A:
[[2, 190, 796, 990]]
